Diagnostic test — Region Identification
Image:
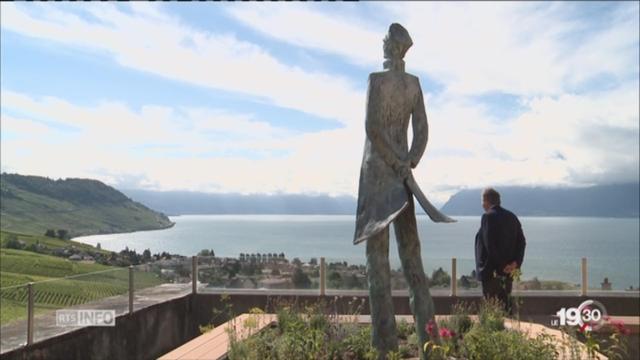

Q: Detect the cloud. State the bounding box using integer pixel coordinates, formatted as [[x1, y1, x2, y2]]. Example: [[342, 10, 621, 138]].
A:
[[3, 84, 637, 205], [1, 90, 365, 196], [1, 3, 637, 204], [0, 2, 364, 126], [228, 2, 639, 96]]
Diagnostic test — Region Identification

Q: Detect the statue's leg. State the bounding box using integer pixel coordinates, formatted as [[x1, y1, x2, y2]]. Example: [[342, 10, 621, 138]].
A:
[[394, 198, 436, 360], [366, 226, 398, 358]]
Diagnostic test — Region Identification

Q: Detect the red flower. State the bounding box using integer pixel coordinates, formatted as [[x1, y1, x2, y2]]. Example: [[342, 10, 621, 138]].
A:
[[426, 320, 436, 337], [439, 327, 453, 338], [610, 320, 629, 335]]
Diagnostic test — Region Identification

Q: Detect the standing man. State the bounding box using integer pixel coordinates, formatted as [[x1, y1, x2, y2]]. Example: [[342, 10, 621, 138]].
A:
[[475, 187, 526, 314], [354, 23, 454, 359]]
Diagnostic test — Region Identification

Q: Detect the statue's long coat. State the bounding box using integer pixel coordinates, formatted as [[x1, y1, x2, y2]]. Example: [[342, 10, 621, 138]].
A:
[[354, 69, 429, 245]]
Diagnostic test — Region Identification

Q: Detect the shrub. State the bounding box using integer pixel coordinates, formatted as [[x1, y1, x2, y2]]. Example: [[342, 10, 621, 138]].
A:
[[461, 327, 556, 360], [477, 298, 505, 332], [5, 235, 24, 249]]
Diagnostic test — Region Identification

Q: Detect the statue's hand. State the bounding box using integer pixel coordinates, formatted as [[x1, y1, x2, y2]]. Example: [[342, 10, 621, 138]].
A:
[[393, 159, 411, 179]]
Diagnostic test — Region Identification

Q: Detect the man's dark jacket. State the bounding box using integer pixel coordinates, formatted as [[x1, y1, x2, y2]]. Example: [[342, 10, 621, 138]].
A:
[[475, 205, 526, 281]]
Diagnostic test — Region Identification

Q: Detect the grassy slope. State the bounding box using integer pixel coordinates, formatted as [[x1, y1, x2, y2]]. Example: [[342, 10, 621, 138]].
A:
[[0, 174, 173, 325], [0, 233, 164, 325], [0, 231, 110, 257], [0, 174, 173, 237]]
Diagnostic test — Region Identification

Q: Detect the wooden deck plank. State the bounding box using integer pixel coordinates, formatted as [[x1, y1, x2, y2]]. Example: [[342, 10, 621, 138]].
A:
[[158, 315, 250, 360], [181, 314, 276, 360], [158, 314, 276, 360]]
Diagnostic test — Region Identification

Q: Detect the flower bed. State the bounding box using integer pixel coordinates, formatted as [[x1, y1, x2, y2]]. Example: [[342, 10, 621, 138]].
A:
[[225, 298, 634, 360]]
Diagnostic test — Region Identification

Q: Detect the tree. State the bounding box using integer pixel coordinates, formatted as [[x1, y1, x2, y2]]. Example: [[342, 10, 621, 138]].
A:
[[430, 267, 451, 287], [5, 234, 23, 250], [96, 243, 101, 250], [223, 260, 241, 279], [292, 257, 302, 267], [142, 248, 151, 262], [56, 229, 69, 240], [44, 229, 56, 238], [459, 275, 471, 289], [328, 271, 342, 288], [292, 267, 311, 289], [309, 258, 318, 266], [198, 249, 215, 257]]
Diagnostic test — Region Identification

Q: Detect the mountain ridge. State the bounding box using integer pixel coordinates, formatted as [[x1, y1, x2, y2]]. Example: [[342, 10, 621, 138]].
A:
[[122, 183, 639, 218], [0, 173, 174, 237], [440, 183, 639, 217]]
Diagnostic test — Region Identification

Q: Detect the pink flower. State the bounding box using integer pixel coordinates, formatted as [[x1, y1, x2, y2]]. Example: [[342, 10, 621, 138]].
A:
[[439, 327, 453, 338], [610, 320, 629, 335], [426, 320, 436, 337]]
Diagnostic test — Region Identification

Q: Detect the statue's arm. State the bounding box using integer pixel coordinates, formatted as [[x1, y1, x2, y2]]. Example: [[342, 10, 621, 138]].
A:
[[408, 81, 429, 168], [365, 74, 405, 170]]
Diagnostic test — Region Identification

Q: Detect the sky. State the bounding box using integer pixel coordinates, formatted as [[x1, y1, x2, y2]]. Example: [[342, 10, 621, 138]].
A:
[[1, 2, 638, 205]]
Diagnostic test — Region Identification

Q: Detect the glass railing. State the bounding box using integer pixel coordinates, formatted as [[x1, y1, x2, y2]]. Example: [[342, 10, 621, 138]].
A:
[[132, 257, 192, 311], [0, 284, 28, 352], [33, 267, 130, 343]]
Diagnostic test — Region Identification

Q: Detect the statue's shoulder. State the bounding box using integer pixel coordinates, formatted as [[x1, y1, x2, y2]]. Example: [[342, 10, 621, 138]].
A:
[[368, 71, 385, 81], [404, 72, 420, 84], [369, 71, 420, 82]]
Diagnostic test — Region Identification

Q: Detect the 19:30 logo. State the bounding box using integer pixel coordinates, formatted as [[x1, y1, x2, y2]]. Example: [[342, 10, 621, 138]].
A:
[[554, 299, 608, 331]]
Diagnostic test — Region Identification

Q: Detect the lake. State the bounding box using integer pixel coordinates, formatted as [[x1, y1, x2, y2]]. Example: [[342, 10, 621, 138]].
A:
[[75, 215, 640, 290]]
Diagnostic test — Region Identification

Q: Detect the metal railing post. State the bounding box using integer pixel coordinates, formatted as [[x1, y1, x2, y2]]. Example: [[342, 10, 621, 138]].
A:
[[581, 258, 587, 296], [129, 266, 134, 314], [320, 257, 326, 296], [192, 256, 198, 294], [450, 258, 457, 297], [27, 282, 34, 345]]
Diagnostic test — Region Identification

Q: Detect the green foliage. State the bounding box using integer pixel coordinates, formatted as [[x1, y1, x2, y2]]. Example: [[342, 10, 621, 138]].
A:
[[198, 249, 215, 257], [396, 319, 415, 340], [1, 231, 110, 256], [447, 301, 474, 336], [430, 267, 451, 287], [1, 248, 109, 279], [56, 229, 69, 240], [4, 234, 23, 250], [477, 298, 505, 332], [225, 298, 383, 360], [461, 327, 557, 360], [1, 173, 173, 237], [292, 267, 311, 288], [0, 246, 162, 325]]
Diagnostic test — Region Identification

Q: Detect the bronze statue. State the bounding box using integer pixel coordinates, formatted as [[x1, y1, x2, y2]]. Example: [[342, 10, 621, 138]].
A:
[[354, 23, 455, 359]]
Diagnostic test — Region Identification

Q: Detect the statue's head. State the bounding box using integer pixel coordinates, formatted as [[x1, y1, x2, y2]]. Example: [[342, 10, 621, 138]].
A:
[[383, 23, 413, 60]]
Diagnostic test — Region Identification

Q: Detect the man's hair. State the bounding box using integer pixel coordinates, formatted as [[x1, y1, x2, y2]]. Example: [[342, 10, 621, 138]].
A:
[[482, 187, 501, 206]]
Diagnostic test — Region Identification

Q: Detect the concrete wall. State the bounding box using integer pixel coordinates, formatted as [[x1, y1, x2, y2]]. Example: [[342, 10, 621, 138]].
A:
[[1, 295, 198, 360], [2, 293, 638, 360]]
